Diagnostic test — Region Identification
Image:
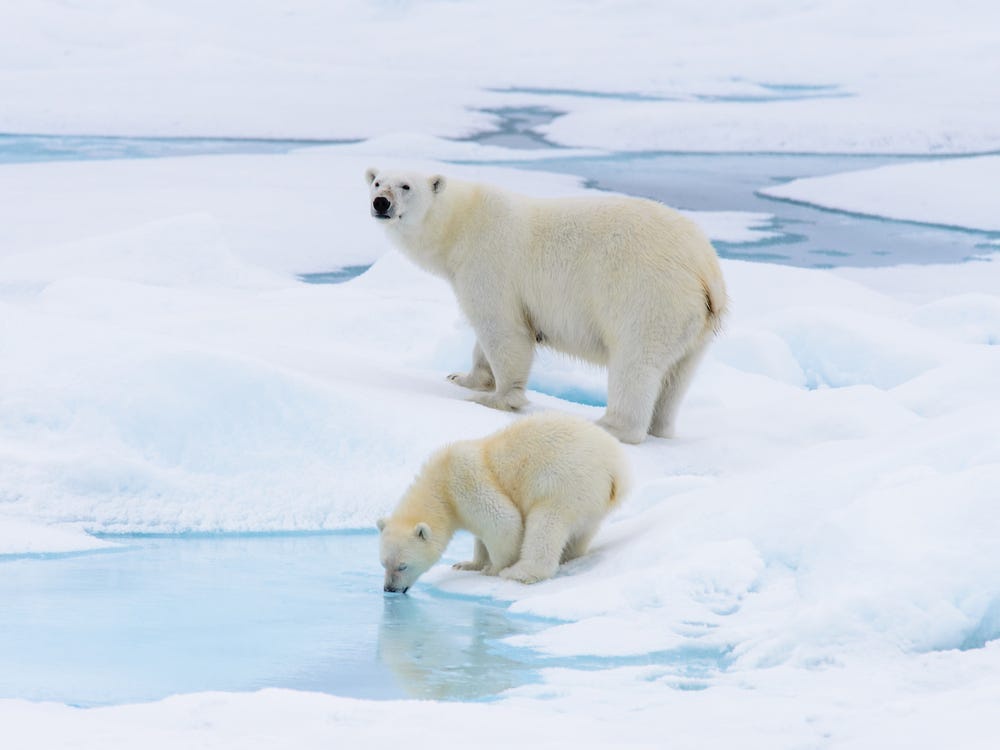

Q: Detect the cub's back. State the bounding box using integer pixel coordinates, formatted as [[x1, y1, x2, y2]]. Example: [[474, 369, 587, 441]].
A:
[[483, 413, 629, 510]]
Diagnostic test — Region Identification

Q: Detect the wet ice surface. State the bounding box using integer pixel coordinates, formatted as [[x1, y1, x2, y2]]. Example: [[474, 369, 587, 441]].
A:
[[481, 149, 996, 268], [0, 534, 551, 706]]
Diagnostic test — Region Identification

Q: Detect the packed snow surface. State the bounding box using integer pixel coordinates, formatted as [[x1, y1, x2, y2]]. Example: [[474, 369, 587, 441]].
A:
[[4, 1, 1000, 153], [760, 155, 1000, 232], [2, 144, 999, 746]]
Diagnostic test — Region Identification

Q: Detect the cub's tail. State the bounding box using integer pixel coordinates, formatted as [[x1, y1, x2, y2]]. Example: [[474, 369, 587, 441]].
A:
[[608, 461, 631, 508]]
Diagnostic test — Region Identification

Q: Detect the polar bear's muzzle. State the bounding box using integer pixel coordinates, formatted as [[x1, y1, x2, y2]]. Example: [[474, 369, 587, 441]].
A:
[[372, 196, 393, 219]]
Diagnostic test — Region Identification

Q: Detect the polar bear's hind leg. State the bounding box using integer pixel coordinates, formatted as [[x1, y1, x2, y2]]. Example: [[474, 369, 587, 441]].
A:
[[649, 338, 709, 439], [597, 353, 665, 444]]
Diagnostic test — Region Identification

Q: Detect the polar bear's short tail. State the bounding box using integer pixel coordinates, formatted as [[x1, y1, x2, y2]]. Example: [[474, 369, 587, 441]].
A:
[[608, 469, 629, 508], [703, 273, 729, 335]]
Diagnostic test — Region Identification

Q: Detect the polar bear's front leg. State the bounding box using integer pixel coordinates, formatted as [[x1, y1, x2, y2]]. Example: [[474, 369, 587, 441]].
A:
[[447, 341, 495, 391], [453, 538, 490, 571], [470, 325, 535, 412]]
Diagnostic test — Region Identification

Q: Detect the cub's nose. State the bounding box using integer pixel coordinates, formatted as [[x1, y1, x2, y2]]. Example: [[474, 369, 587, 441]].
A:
[[384, 584, 397, 593], [373, 196, 390, 215]]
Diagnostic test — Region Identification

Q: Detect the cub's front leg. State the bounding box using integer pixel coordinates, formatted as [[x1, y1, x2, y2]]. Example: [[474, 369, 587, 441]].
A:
[[453, 538, 490, 571]]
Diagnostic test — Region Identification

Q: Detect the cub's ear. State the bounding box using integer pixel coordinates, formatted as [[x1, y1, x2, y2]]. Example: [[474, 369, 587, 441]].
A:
[[365, 167, 379, 186], [414, 522, 431, 541], [429, 175, 446, 194], [376, 517, 387, 532]]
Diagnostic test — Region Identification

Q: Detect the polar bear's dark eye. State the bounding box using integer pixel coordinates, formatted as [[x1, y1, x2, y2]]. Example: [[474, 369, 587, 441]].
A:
[[397, 563, 408, 572], [402, 184, 410, 191], [374, 182, 380, 188]]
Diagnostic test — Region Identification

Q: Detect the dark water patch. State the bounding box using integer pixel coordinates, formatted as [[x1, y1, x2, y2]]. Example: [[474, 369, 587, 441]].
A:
[[462, 106, 564, 150], [759, 83, 840, 92], [477, 151, 997, 268], [717, 249, 795, 263], [490, 83, 850, 104], [0, 133, 354, 165], [809, 248, 852, 258], [490, 86, 672, 103], [758, 191, 1000, 239], [298, 265, 372, 284]]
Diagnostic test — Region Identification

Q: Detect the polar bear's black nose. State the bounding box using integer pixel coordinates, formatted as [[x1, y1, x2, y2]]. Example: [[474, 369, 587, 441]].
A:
[[373, 196, 390, 214]]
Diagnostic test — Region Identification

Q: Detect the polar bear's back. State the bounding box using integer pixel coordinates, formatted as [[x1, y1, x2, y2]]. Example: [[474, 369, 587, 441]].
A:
[[483, 412, 629, 517], [448, 185, 727, 363]]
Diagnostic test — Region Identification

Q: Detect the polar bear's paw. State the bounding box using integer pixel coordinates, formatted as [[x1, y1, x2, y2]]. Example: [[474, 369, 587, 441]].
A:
[[596, 416, 646, 445], [473, 390, 528, 412], [452, 560, 487, 572], [498, 563, 548, 584], [447, 371, 495, 391]]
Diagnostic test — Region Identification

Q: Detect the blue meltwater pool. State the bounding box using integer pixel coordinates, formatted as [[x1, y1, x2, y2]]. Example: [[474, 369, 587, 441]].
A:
[[0, 533, 547, 706]]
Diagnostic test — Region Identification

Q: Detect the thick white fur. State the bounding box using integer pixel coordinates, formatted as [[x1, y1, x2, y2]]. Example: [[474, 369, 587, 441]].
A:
[[366, 168, 728, 443], [377, 412, 629, 590]]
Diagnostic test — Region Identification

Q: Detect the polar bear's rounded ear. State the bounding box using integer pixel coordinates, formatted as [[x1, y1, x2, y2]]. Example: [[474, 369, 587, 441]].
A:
[[414, 522, 431, 541], [376, 517, 387, 532], [365, 167, 379, 186], [429, 175, 446, 194]]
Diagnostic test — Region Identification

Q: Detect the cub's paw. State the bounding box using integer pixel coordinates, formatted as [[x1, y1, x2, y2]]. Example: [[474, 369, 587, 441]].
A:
[[498, 564, 548, 584], [452, 560, 486, 572], [447, 372, 494, 391], [473, 390, 528, 412]]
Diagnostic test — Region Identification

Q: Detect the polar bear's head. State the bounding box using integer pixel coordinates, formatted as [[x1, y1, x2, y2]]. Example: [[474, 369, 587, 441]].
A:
[[376, 516, 443, 593], [366, 168, 446, 228]]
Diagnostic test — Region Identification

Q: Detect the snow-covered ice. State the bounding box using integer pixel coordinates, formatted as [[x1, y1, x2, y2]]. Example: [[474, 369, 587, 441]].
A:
[[3, 1, 1000, 153], [760, 155, 1000, 232], [0, 149, 781, 536], [3, 1, 1000, 745], [2, 142, 999, 746]]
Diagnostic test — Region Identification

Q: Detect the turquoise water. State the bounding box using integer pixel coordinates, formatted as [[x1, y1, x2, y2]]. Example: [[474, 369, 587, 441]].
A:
[[0, 533, 545, 706], [0, 533, 725, 706], [0, 133, 347, 164]]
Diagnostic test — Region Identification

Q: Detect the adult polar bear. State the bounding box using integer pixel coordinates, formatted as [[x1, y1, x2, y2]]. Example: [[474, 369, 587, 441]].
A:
[[366, 168, 727, 444]]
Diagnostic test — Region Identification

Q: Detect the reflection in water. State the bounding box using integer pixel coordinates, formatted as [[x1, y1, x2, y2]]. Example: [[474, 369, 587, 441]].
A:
[[378, 595, 541, 700], [1, 534, 554, 705]]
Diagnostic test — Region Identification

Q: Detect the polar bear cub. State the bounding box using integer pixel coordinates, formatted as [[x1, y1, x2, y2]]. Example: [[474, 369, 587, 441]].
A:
[[377, 412, 629, 592], [366, 167, 728, 444]]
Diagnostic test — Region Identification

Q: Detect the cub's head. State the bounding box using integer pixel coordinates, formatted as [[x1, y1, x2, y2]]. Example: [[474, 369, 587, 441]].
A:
[[376, 516, 441, 593], [365, 168, 446, 228]]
